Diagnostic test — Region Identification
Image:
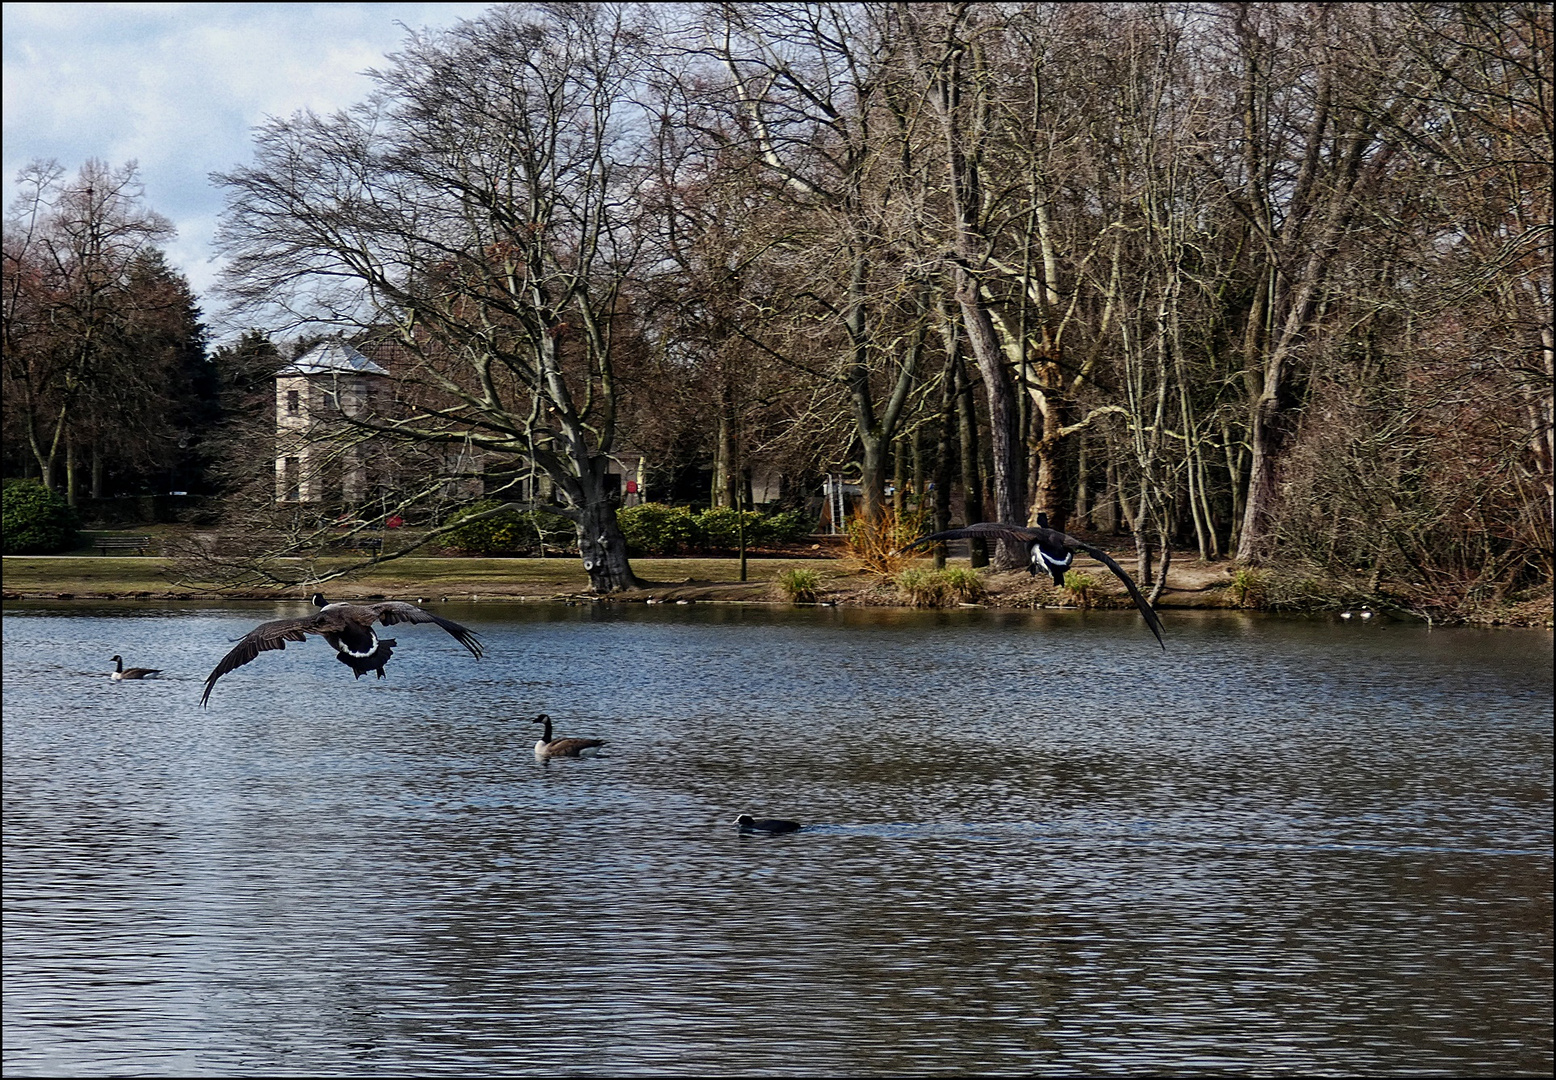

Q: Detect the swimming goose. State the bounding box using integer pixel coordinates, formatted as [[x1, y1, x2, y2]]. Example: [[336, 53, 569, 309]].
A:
[[735, 814, 802, 835], [110, 655, 161, 680], [530, 713, 606, 759], [200, 593, 484, 706], [906, 517, 1166, 649]]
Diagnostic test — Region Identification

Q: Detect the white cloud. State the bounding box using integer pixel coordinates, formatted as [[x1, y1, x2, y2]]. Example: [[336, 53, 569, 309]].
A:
[[2, 1, 492, 337]]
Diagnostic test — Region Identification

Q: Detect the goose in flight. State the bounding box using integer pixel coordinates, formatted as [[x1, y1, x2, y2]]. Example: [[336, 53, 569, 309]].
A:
[[530, 713, 606, 760], [906, 518, 1166, 649], [200, 593, 484, 705], [110, 655, 161, 680]]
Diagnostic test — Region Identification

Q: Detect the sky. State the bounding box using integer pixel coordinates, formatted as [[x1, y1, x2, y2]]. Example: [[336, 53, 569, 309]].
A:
[[2, 2, 494, 341]]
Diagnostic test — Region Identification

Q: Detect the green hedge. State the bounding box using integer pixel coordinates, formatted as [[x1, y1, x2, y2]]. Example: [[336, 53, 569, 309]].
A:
[[616, 503, 815, 555], [442, 499, 574, 555], [442, 499, 816, 557], [2, 480, 81, 555], [616, 502, 697, 555]]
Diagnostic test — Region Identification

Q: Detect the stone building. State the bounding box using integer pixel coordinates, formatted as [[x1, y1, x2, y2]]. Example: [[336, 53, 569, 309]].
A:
[[274, 338, 391, 504], [274, 336, 645, 510]]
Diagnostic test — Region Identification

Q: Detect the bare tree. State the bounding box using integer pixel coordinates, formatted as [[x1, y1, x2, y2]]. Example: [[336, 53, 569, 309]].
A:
[[2, 159, 177, 499], [685, 1, 935, 525], [214, 5, 655, 591]]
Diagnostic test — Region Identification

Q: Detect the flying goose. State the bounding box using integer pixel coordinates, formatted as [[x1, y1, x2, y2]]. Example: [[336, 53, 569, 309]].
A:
[[906, 517, 1166, 649], [110, 655, 161, 680], [530, 713, 606, 760], [200, 593, 484, 706], [735, 814, 802, 835]]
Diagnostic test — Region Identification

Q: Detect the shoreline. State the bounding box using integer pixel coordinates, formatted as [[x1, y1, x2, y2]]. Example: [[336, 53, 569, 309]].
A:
[[3, 553, 1549, 627]]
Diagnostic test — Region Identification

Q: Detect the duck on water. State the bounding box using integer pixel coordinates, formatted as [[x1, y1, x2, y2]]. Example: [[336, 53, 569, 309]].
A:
[[735, 815, 803, 835]]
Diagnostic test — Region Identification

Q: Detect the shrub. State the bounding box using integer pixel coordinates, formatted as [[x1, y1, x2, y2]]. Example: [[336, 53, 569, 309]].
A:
[[2, 481, 81, 555], [940, 565, 987, 604], [692, 506, 759, 549], [443, 499, 573, 555], [1228, 566, 1268, 609], [895, 565, 988, 607], [699, 506, 815, 547], [895, 567, 950, 607], [617, 502, 697, 555], [760, 509, 816, 544], [619, 503, 813, 554], [775, 567, 822, 603], [1063, 569, 1098, 608]]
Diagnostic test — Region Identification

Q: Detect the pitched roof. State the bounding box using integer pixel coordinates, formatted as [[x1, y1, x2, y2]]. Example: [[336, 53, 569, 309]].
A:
[[278, 338, 389, 377]]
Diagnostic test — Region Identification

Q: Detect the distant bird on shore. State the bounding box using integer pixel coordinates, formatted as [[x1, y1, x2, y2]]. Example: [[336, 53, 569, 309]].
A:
[[109, 655, 161, 680], [735, 814, 802, 835], [905, 517, 1166, 650], [200, 593, 483, 706], [530, 713, 606, 760]]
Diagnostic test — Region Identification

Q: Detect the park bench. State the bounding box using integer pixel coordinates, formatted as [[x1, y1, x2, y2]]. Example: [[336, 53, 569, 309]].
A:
[[95, 535, 153, 555]]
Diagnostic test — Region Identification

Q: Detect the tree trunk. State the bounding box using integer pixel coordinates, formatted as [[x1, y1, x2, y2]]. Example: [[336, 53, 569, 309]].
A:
[[65, 430, 78, 507], [933, 365, 955, 570], [1075, 439, 1091, 530], [917, 14, 1027, 569], [892, 436, 906, 516], [911, 423, 925, 504], [953, 349, 989, 568], [859, 435, 887, 527], [842, 248, 920, 527], [712, 408, 737, 509], [1031, 368, 1070, 533], [577, 495, 639, 593], [954, 265, 1026, 568], [1149, 536, 1172, 606]]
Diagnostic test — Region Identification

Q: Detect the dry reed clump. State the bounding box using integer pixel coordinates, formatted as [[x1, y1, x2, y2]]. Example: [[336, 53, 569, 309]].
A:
[[844, 506, 928, 579]]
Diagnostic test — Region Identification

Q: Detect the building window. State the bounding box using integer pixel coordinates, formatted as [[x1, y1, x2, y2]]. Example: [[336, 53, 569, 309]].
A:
[[287, 389, 300, 415], [283, 456, 301, 501]]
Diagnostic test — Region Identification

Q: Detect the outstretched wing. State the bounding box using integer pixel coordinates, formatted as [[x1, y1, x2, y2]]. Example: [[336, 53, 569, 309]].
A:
[[904, 524, 1041, 551], [200, 616, 314, 706], [907, 522, 1166, 650], [1054, 532, 1167, 651], [365, 602, 485, 659]]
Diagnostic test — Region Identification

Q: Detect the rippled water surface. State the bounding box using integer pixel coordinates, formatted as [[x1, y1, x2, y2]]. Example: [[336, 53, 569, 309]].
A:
[[4, 601, 1551, 1076]]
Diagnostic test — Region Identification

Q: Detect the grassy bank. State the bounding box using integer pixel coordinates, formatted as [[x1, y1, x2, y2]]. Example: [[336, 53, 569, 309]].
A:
[[1, 550, 1238, 613], [5, 550, 1547, 627], [0, 554, 855, 602]]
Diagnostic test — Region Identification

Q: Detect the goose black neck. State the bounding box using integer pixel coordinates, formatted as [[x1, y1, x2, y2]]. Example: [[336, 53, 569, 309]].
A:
[[534, 714, 553, 742]]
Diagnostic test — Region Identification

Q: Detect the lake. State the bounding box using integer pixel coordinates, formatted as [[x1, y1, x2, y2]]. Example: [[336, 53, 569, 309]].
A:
[[3, 600, 1551, 1076]]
